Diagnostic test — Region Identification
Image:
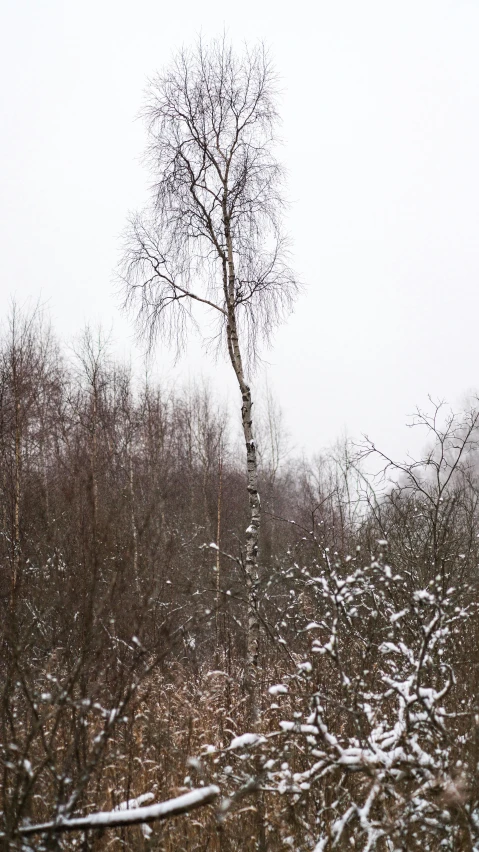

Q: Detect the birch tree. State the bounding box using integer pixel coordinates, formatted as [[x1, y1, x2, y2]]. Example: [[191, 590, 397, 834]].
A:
[[120, 37, 298, 709]]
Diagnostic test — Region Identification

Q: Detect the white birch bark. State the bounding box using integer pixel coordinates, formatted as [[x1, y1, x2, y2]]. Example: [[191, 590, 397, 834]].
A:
[[224, 231, 261, 715]]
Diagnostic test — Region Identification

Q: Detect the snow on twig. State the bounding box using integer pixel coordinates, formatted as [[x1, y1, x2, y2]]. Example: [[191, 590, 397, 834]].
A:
[[19, 786, 220, 836]]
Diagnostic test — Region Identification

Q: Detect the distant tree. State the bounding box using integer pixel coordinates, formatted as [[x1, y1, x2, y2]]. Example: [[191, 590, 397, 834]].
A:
[[120, 37, 299, 712], [359, 399, 479, 585]]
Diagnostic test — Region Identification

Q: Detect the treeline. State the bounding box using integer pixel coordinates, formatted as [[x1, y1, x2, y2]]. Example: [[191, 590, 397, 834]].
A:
[[2, 309, 479, 850], [0, 309, 327, 662]]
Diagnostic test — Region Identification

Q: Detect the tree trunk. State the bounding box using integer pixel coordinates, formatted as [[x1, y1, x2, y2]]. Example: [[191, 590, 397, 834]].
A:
[[215, 449, 223, 665], [225, 303, 261, 719], [223, 220, 262, 718]]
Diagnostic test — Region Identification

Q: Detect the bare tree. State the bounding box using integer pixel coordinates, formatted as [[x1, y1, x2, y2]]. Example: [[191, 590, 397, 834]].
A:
[[120, 37, 298, 710], [359, 399, 479, 585]]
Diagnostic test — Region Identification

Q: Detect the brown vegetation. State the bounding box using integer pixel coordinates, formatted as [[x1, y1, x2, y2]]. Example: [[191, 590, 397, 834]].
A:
[[1, 309, 479, 850]]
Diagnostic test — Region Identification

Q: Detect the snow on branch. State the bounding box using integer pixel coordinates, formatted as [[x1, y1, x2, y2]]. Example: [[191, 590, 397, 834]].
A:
[[209, 545, 479, 850], [19, 786, 220, 837]]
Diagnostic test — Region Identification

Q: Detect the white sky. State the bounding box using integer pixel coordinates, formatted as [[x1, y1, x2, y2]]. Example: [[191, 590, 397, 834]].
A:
[[1, 0, 479, 461]]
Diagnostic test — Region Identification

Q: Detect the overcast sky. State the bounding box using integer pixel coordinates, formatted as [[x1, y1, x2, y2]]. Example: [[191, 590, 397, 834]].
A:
[[1, 0, 478, 461]]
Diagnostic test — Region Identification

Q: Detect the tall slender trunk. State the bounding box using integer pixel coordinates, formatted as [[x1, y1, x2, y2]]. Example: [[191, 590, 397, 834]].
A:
[[224, 232, 261, 720], [128, 450, 139, 587], [215, 448, 223, 665]]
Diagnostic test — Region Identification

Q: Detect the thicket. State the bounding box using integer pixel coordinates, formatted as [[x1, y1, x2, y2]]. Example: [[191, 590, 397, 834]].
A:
[[1, 310, 479, 851]]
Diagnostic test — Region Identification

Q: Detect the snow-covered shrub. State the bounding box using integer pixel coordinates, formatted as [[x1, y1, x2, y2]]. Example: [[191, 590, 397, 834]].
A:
[[221, 544, 479, 851]]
